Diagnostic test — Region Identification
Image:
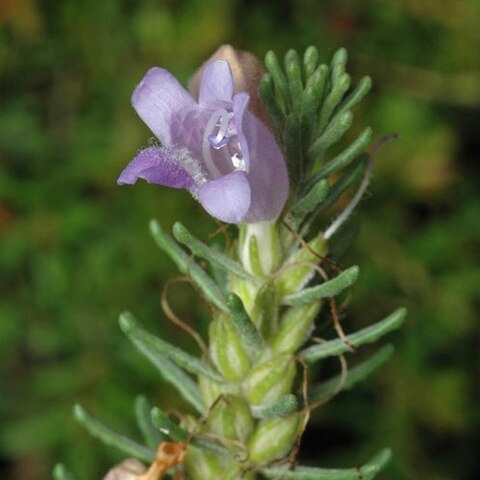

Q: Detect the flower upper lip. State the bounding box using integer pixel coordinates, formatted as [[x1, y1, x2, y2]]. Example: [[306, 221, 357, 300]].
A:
[[118, 59, 289, 224]]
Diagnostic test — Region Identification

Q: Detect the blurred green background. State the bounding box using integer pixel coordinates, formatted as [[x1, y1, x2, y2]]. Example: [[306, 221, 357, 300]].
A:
[[1, 0, 479, 479]]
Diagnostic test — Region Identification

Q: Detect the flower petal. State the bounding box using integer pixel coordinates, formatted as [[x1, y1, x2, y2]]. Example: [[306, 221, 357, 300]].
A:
[[117, 146, 194, 189], [232, 91, 251, 171], [199, 60, 234, 107], [197, 171, 251, 223], [241, 111, 289, 222], [132, 67, 197, 144]]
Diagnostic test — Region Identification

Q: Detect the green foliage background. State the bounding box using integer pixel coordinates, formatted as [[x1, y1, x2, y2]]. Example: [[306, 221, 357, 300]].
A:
[[1, 0, 478, 479]]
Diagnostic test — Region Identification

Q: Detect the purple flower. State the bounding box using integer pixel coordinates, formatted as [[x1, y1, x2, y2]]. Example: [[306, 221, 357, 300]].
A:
[[118, 60, 289, 224]]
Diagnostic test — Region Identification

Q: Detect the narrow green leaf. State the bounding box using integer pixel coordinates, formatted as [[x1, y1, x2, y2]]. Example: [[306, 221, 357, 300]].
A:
[[302, 64, 329, 141], [285, 112, 303, 186], [250, 281, 278, 339], [226, 293, 264, 361], [248, 233, 264, 276], [300, 308, 406, 362], [299, 158, 367, 238], [303, 64, 329, 111], [318, 72, 351, 132], [53, 464, 77, 480], [150, 220, 227, 313], [311, 127, 372, 183], [303, 45, 319, 79], [336, 75, 372, 116], [135, 395, 166, 449], [317, 156, 368, 211], [282, 266, 359, 306], [290, 179, 329, 223], [125, 330, 202, 413], [285, 49, 303, 113], [328, 217, 360, 261], [309, 111, 353, 159], [251, 394, 299, 420], [120, 312, 223, 383], [151, 407, 188, 441], [275, 232, 328, 297], [265, 50, 290, 110], [73, 405, 155, 463], [151, 408, 229, 456], [330, 47, 348, 82], [259, 73, 286, 144], [172, 222, 253, 280], [309, 345, 394, 403], [262, 448, 391, 479]]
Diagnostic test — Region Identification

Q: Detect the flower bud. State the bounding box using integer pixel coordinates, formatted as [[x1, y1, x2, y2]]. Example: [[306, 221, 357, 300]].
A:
[[270, 302, 322, 353], [103, 458, 145, 480], [185, 446, 224, 480], [247, 413, 301, 463], [209, 315, 251, 381], [207, 394, 254, 442], [249, 281, 278, 339], [189, 44, 268, 124], [276, 232, 328, 296], [239, 222, 282, 276], [198, 375, 222, 408], [244, 353, 296, 405]]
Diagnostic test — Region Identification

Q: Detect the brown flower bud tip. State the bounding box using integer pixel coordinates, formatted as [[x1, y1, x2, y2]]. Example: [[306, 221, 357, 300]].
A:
[[103, 443, 187, 480], [140, 442, 187, 480], [189, 44, 269, 125], [103, 458, 146, 480]]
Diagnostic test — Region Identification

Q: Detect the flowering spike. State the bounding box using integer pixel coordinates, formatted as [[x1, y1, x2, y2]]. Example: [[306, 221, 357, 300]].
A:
[[69, 45, 403, 480]]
